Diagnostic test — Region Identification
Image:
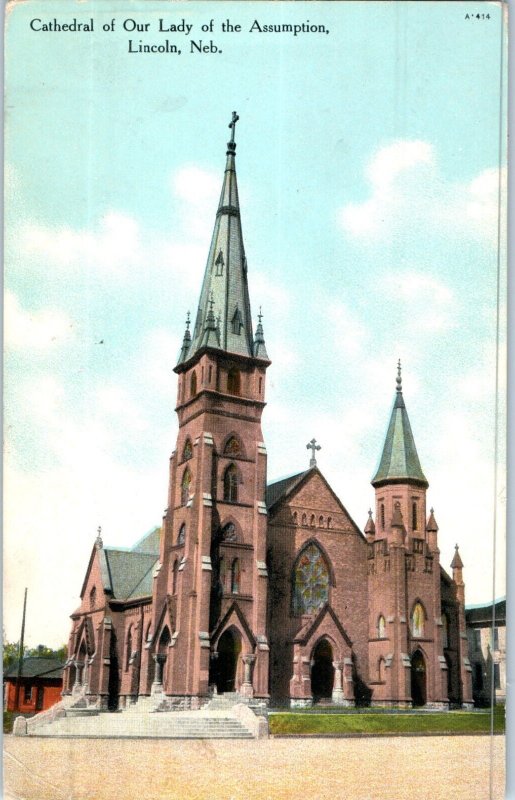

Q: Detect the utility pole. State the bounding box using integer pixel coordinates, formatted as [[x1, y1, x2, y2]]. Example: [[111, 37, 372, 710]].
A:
[[14, 588, 27, 713]]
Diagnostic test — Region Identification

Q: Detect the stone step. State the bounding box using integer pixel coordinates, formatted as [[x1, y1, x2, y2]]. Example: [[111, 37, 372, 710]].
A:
[[30, 711, 255, 739]]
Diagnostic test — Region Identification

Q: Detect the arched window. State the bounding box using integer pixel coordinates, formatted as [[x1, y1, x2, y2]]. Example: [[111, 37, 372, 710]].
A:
[[224, 436, 241, 456], [442, 613, 449, 649], [412, 502, 418, 530], [292, 511, 298, 525], [223, 464, 238, 503], [181, 469, 191, 506], [231, 307, 243, 335], [182, 439, 193, 461], [190, 371, 197, 397], [227, 368, 241, 395], [301, 514, 307, 526], [319, 516, 324, 527], [411, 602, 425, 638], [378, 657, 386, 682], [380, 504, 385, 529], [89, 586, 96, 610], [215, 249, 224, 276], [230, 559, 240, 594], [145, 621, 152, 643], [327, 517, 332, 529], [378, 615, 386, 639], [125, 626, 133, 671], [172, 559, 179, 594], [293, 544, 330, 616], [208, 365, 213, 384], [221, 522, 238, 542], [310, 514, 316, 527], [177, 523, 186, 545]]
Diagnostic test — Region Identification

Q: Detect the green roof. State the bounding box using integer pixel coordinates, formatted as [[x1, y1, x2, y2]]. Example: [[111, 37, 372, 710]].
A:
[[131, 526, 161, 555], [176, 121, 268, 367], [104, 549, 157, 600], [372, 390, 428, 487]]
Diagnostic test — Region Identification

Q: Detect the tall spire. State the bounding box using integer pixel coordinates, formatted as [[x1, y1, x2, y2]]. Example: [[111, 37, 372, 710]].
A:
[[183, 112, 258, 364], [371, 362, 428, 488]]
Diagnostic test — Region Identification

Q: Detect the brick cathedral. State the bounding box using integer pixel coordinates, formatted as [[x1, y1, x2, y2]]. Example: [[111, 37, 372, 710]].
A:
[[63, 116, 473, 711]]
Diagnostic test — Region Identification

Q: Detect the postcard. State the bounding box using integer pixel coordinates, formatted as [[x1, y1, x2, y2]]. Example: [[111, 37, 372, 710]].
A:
[[3, 2, 507, 799]]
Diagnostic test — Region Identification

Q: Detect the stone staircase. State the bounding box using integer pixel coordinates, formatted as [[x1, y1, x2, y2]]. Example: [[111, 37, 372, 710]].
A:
[[31, 708, 255, 739]]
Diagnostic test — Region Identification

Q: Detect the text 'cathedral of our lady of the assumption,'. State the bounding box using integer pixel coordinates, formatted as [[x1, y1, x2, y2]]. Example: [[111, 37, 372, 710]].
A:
[[63, 114, 473, 711]]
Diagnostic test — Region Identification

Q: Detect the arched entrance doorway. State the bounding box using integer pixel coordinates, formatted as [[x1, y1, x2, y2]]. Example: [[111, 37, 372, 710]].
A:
[[311, 639, 334, 702], [411, 649, 427, 706], [214, 628, 242, 693]]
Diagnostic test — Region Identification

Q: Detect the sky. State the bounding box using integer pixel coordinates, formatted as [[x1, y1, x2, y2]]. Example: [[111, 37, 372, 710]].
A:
[[4, 0, 507, 648]]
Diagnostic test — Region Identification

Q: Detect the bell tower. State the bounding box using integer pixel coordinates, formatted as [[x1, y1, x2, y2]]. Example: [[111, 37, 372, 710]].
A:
[[149, 113, 271, 707], [367, 363, 449, 708]]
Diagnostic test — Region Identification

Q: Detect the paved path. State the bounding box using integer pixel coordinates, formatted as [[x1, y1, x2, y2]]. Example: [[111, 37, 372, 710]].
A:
[[4, 734, 505, 800]]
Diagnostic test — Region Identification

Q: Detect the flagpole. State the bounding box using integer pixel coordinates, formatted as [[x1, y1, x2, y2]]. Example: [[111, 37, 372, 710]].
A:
[[14, 588, 28, 713]]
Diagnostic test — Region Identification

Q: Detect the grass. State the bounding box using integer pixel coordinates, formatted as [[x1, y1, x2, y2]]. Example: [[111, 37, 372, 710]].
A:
[[3, 711, 16, 734], [269, 705, 506, 736]]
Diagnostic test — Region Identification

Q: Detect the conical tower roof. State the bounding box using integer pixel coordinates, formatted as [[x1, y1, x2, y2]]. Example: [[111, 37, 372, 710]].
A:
[[372, 362, 428, 488], [182, 112, 256, 365]]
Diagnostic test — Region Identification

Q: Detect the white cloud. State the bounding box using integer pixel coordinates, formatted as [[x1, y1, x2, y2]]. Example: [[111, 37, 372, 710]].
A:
[[5, 291, 75, 350], [379, 271, 456, 333], [21, 211, 142, 273], [339, 141, 505, 247]]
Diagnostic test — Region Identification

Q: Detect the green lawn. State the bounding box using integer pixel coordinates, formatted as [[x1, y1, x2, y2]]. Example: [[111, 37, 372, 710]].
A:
[[269, 706, 505, 736]]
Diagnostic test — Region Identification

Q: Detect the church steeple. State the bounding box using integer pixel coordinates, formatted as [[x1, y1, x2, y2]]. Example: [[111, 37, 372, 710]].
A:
[[371, 361, 428, 488], [183, 111, 256, 365]]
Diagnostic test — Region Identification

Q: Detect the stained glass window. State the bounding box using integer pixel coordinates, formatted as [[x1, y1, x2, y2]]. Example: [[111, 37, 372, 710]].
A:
[[222, 523, 238, 542], [177, 523, 186, 545], [224, 437, 241, 456], [182, 439, 193, 461], [231, 559, 240, 594], [293, 545, 330, 615], [378, 615, 386, 638], [224, 464, 238, 502], [411, 602, 425, 637], [181, 469, 191, 505]]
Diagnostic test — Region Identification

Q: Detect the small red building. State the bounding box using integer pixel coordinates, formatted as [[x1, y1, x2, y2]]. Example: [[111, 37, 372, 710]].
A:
[[4, 657, 64, 714]]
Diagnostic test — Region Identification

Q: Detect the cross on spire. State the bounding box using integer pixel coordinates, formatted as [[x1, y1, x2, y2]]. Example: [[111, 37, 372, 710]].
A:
[[228, 111, 239, 144], [306, 438, 321, 467]]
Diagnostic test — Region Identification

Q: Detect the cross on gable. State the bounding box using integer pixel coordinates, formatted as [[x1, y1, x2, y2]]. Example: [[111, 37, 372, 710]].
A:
[[306, 438, 321, 467]]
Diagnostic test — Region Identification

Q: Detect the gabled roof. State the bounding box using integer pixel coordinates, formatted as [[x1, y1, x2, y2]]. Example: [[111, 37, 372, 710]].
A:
[[130, 526, 161, 555], [266, 466, 364, 539], [103, 549, 157, 601], [372, 373, 428, 488], [266, 470, 308, 510], [4, 656, 64, 679]]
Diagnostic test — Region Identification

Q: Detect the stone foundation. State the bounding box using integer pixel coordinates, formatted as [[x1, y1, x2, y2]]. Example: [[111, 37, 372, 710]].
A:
[[290, 698, 313, 709]]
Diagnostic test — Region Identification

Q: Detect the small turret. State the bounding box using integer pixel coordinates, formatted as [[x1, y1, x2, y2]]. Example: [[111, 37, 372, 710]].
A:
[[253, 307, 269, 359], [198, 293, 221, 350], [426, 507, 439, 551], [177, 312, 192, 365], [364, 509, 375, 541], [451, 544, 465, 611]]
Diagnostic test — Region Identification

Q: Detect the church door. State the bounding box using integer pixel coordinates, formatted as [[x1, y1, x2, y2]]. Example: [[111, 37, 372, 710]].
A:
[[311, 639, 334, 702], [411, 650, 427, 706], [215, 629, 242, 693]]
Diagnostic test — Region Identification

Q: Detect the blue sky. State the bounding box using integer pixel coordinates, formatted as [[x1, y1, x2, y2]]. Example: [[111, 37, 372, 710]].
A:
[[4, 1, 506, 647]]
